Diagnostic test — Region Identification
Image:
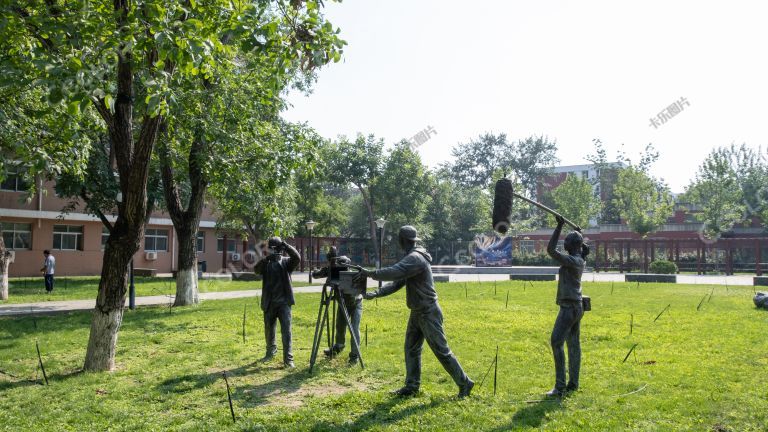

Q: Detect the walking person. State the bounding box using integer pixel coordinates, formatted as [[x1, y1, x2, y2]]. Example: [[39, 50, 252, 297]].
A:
[[40, 250, 55, 293], [546, 215, 589, 397], [254, 237, 301, 368], [356, 225, 474, 398]]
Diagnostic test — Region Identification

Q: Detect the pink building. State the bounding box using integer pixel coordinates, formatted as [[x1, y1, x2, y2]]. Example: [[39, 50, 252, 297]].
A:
[[1, 174, 250, 277]]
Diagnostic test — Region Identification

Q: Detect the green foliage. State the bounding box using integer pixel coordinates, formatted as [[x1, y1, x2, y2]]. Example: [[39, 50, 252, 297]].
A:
[[446, 133, 559, 195], [1, 281, 766, 430], [685, 147, 747, 239], [424, 172, 490, 250], [547, 173, 602, 228], [374, 141, 433, 239], [649, 260, 678, 274], [612, 166, 674, 237]]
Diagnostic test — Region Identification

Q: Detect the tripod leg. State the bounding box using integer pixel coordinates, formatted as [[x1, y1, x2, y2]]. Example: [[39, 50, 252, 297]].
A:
[[326, 295, 333, 350], [310, 286, 330, 373], [338, 294, 365, 370], [330, 295, 337, 358]]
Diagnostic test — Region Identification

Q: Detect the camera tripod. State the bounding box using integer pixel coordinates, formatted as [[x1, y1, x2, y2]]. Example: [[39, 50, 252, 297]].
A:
[[309, 281, 365, 373]]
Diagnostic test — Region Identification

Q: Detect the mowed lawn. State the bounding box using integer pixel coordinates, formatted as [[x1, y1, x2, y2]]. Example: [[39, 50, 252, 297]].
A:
[[0, 276, 312, 304], [0, 281, 766, 431]]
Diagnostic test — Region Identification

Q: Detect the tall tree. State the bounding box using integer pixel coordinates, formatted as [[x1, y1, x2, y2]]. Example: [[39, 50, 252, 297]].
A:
[[446, 133, 559, 195], [685, 148, 746, 239], [612, 166, 674, 237], [424, 171, 490, 263], [375, 141, 433, 237], [324, 134, 384, 260], [0, 0, 344, 371], [547, 174, 602, 229], [211, 121, 322, 249]]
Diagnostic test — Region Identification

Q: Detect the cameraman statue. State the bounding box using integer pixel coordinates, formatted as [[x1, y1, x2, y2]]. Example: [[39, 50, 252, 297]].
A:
[[355, 226, 474, 398], [254, 237, 301, 368], [312, 246, 363, 365], [545, 215, 589, 397]]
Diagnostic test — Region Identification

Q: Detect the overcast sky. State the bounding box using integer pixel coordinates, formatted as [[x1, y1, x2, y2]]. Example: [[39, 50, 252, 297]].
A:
[[282, 0, 768, 193]]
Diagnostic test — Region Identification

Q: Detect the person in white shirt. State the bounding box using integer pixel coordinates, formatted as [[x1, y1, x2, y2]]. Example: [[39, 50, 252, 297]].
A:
[[40, 250, 56, 293]]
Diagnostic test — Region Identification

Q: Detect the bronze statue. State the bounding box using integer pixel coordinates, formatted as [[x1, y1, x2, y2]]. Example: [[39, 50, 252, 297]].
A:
[[312, 246, 363, 365], [254, 237, 301, 368], [356, 225, 474, 398], [546, 215, 589, 396]]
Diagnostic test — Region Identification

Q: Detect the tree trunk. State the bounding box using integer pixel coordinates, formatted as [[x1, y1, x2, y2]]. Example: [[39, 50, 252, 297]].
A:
[[358, 185, 379, 264], [173, 226, 199, 306], [84, 219, 135, 371], [159, 138, 208, 306], [83, 2, 164, 369], [0, 238, 10, 301]]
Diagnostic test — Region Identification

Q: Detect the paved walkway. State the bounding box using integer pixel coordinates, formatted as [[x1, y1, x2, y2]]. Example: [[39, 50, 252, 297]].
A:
[[0, 272, 760, 318]]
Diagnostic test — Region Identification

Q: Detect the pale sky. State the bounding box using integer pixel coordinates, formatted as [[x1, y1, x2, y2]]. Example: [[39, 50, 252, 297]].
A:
[[282, 0, 768, 193]]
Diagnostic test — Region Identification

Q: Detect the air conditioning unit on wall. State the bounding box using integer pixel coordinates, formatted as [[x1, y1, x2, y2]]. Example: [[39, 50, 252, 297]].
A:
[[230, 253, 241, 262], [145, 251, 157, 261]]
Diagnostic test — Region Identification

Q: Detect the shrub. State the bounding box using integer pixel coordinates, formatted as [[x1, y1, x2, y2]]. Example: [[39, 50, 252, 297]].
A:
[[650, 260, 678, 274]]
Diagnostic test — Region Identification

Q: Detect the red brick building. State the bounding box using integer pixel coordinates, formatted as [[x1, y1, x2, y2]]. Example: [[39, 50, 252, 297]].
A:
[[0, 173, 250, 277]]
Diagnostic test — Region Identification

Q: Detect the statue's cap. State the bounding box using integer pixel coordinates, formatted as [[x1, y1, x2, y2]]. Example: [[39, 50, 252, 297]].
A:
[[398, 225, 421, 242]]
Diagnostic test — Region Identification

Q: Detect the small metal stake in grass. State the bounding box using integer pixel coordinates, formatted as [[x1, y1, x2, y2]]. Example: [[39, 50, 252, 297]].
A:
[[242, 305, 246, 343], [622, 343, 639, 363], [629, 314, 633, 335], [696, 294, 707, 311], [611, 281, 614, 295], [222, 371, 236, 423], [505, 290, 509, 309], [708, 287, 714, 302], [494, 281, 497, 296], [493, 345, 499, 396], [528, 281, 534, 290], [35, 340, 48, 386], [653, 304, 671, 322]]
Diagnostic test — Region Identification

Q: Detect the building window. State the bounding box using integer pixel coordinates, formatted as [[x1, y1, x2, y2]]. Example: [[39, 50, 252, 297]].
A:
[[1, 222, 32, 250], [582, 170, 589, 179], [519, 240, 535, 255], [196, 231, 205, 253], [0, 169, 29, 192], [145, 228, 169, 252], [53, 225, 84, 251], [101, 227, 110, 250], [217, 236, 237, 253]]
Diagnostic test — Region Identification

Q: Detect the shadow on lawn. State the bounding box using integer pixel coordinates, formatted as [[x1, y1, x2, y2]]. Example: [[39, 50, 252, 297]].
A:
[[310, 395, 445, 431], [490, 398, 564, 430], [157, 360, 312, 400]]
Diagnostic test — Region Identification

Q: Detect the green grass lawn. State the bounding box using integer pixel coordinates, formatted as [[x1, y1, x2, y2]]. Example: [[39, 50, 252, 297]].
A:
[[1, 281, 766, 431], [0, 276, 313, 304]]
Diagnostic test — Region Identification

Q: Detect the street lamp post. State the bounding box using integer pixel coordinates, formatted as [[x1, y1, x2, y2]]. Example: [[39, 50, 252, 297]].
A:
[[375, 218, 387, 289], [306, 220, 316, 283]]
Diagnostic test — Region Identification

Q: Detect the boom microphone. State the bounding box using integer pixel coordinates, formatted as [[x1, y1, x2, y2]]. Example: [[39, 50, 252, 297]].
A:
[[492, 177, 583, 234], [492, 177, 514, 234]]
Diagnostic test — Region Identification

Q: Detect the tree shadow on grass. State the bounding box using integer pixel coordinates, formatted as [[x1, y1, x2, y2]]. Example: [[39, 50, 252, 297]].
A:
[[157, 360, 312, 400], [0, 364, 83, 392], [489, 398, 564, 431], [232, 368, 318, 408], [310, 395, 446, 431]]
